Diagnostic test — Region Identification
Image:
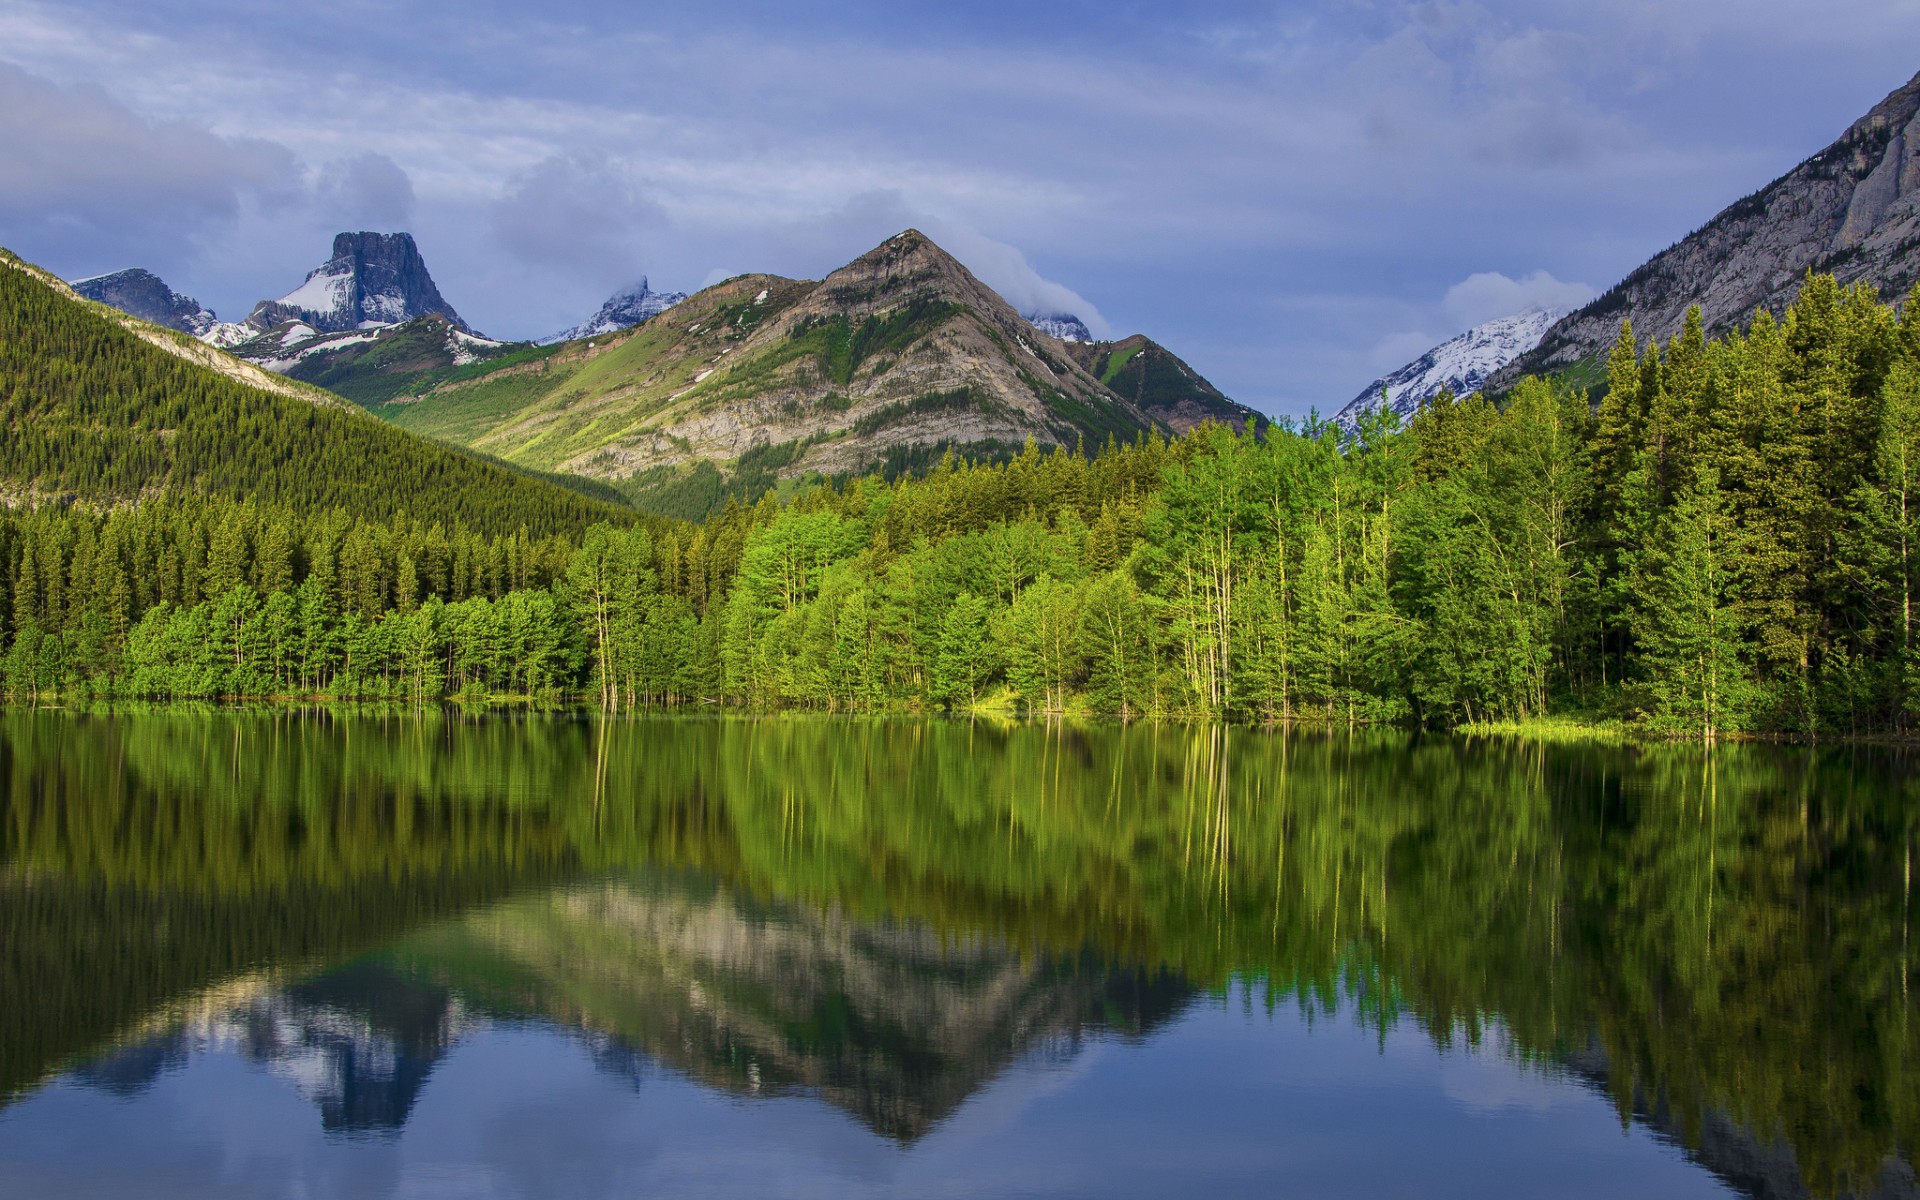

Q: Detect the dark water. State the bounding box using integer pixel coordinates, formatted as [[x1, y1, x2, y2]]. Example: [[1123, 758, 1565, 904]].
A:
[[0, 712, 1914, 1199]]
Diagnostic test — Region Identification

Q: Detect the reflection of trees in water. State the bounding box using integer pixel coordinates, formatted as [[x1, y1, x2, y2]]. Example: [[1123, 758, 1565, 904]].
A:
[[1, 711, 1915, 1193]]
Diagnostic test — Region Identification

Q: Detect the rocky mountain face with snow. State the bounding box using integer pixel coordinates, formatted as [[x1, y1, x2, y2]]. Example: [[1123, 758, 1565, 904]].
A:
[[1336, 308, 1561, 431], [225, 315, 514, 406], [541, 278, 688, 345], [1025, 312, 1093, 343], [244, 232, 471, 335], [69, 268, 225, 338], [1495, 68, 1920, 387]]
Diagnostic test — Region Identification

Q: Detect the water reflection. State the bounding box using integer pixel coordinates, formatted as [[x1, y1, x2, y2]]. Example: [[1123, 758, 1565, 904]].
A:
[[0, 710, 1914, 1198]]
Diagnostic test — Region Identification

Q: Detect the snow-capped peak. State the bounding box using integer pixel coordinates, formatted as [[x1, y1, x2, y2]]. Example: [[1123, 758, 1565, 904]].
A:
[[1335, 308, 1564, 432], [1025, 311, 1093, 343], [240, 232, 471, 338], [541, 278, 689, 345]]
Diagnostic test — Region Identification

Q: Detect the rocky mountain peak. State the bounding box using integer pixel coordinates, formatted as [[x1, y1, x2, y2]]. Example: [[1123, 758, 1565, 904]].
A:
[[1026, 312, 1093, 343], [69, 267, 220, 338], [540, 277, 689, 345], [806, 229, 1015, 324], [245, 231, 470, 336]]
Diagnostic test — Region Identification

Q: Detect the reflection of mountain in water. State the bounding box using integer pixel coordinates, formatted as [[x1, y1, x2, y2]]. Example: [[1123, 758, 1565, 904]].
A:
[[75, 873, 1188, 1143], [74, 961, 466, 1136], [404, 874, 1191, 1141]]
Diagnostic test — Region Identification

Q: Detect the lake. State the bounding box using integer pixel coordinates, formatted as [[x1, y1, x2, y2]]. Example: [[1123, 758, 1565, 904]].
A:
[[0, 711, 1913, 1198]]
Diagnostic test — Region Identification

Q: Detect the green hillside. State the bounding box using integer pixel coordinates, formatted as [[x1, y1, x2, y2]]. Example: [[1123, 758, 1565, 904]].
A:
[[0, 250, 632, 539]]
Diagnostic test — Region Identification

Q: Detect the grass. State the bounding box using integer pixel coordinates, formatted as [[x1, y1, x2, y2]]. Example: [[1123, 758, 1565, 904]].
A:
[[1098, 343, 1143, 386], [1454, 715, 1633, 743]]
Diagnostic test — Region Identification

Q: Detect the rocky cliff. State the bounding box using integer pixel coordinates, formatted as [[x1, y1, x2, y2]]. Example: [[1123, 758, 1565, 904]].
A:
[[1497, 68, 1920, 386], [68, 267, 229, 341], [245, 231, 471, 335]]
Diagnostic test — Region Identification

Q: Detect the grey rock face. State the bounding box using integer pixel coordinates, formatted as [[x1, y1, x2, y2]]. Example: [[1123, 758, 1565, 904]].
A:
[[1496, 69, 1920, 386], [1026, 312, 1092, 343], [246, 232, 470, 335], [69, 268, 220, 337]]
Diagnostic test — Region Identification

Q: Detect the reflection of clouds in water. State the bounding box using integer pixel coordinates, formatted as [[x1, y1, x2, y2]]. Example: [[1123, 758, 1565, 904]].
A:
[[924, 1041, 1105, 1148], [1437, 1031, 1578, 1117]]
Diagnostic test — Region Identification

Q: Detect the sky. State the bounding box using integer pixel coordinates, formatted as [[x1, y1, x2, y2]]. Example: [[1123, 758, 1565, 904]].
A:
[[3, 1, 1919, 417]]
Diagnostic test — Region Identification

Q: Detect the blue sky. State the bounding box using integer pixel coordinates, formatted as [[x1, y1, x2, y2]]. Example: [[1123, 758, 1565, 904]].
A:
[[3, 0, 1918, 416]]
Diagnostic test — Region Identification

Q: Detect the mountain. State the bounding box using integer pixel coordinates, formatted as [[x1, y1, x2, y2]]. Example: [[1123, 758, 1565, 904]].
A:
[[225, 314, 520, 407], [67, 268, 240, 343], [540, 278, 688, 345], [243, 231, 471, 336], [0, 246, 630, 535], [1064, 334, 1264, 434], [1026, 311, 1093, 343], [1495, 67, 1920, 387], [1335, 308, 1562, 430], [354, 230, 1258, 516]]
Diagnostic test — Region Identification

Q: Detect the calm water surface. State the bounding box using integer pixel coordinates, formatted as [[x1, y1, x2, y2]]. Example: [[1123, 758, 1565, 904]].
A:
[[0, 712, 1913, 1199]]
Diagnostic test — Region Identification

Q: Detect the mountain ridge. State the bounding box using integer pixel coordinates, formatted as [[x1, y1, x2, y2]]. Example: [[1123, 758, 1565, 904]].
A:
[[1335, 308, 1561, 430], [1494, 67, 1920, 387]]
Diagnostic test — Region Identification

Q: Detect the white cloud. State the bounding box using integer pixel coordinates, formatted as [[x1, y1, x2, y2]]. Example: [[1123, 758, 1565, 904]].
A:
[[1442, 269, 1595, 329]]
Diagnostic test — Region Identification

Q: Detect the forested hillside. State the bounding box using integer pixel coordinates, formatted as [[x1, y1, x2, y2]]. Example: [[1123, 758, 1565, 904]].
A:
[[4, 269, 1919, 737], [0, 254, 632, 538]]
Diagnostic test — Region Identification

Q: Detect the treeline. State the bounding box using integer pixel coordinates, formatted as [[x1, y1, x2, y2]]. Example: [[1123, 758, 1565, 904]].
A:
[[5, 272, 1920, 734], [0, 255, 632, 538]]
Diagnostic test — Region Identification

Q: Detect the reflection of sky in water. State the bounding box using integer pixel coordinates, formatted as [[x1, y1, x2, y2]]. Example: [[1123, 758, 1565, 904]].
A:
[[0, 994, 1731, 1200]]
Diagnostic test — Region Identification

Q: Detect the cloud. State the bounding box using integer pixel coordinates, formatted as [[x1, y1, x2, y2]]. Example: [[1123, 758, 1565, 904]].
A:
[[926, 221, 1111, 336], [1441, 269, 1595, 329], [0, 60, 297, 274], [315, 153, 414, 229], [489, 154, 667, 286]]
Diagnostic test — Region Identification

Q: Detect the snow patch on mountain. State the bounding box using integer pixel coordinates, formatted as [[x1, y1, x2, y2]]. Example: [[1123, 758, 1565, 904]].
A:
[[1025, 312, 1092, 343], [199, 321, 256, 349], [1335, 308, 1563, 432], [541, 279, 688, 345]]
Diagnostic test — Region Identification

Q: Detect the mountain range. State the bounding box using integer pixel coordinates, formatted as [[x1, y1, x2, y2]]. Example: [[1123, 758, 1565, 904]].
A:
[[1333, 308, 1563, 431], [51, 64, 1920, 485], [1340, 67, 1920, 426], [67, 229, 1254, 516], [362, 230, 1258, 516]]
